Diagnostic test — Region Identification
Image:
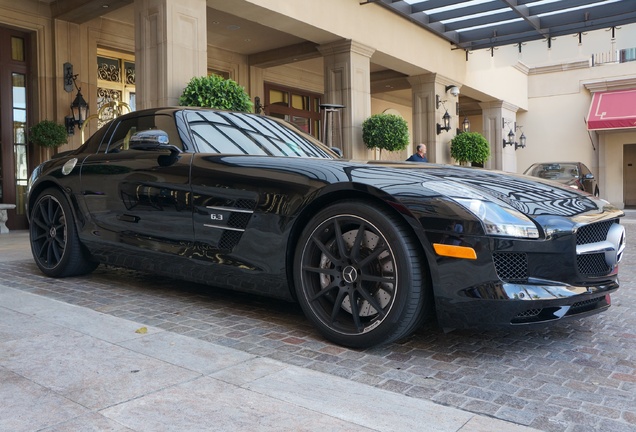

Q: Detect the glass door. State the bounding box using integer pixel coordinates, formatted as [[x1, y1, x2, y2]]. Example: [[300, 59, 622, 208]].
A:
[[0, 27, 30, 230]]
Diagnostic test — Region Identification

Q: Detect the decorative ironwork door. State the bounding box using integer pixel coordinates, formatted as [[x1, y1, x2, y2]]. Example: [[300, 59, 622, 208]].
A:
[[97, 49, 135, 128]]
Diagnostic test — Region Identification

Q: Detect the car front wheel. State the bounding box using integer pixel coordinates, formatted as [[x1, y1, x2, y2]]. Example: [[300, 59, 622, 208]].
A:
[[30, 188, 98, 277], [294, 201, 430, 348]]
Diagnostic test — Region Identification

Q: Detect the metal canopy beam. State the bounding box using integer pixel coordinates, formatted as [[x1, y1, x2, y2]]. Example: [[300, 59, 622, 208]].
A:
[[364, 0, 636, 51]]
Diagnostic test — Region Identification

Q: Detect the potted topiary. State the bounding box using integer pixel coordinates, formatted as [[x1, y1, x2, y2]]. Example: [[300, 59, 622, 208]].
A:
[[179, 75, 253, 112], [29, 120, 68, 148], [450, 131, 490, 166], [362, 113, 409, 158]]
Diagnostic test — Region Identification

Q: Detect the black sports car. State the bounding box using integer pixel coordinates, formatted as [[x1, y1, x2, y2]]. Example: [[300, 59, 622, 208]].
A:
[[27, 108, 626, 348]]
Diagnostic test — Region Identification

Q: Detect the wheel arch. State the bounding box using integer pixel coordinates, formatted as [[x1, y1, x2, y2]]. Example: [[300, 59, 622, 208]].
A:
[[284, 184, 435, 301], [28, 178, 85, 231]]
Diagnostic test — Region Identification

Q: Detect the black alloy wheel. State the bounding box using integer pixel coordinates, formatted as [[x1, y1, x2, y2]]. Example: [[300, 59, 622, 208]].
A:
[[294, 200, 430, 348], [30, 188, 97, 277]]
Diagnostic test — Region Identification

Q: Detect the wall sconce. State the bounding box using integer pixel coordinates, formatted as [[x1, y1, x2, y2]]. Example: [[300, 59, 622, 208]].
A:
[[437, 110, 451, 134], [63, 65, 89, 135], [436, 84, 459, 134], [503, 128, 515, 148], [462, 116, 470, 132], [502, 119, 527, 150], [516, 130, 527, 150]]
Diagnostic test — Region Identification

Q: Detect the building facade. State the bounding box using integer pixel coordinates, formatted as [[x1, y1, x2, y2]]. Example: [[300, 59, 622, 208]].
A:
[[1, 0, 635, 230]]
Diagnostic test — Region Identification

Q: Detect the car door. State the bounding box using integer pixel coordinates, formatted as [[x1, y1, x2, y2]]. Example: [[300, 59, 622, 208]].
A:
[[79, 112, 194, 256], [184, 110, 330, 273]]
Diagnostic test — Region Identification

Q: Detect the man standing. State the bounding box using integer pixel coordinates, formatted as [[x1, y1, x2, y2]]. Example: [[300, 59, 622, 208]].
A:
[[406, 143, 428, 162]]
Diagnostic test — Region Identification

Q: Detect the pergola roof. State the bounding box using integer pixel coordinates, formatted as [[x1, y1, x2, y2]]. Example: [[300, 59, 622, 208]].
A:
[[363, 0, 636, 51]]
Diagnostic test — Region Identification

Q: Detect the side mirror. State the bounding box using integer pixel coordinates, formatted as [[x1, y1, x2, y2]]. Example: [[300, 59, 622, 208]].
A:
[[130, 130, 181, 154], [330, 147, 343, 158], [584, 173, 595, 180]]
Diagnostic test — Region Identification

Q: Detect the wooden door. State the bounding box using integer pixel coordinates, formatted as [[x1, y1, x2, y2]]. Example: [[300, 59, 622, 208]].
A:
[[624, 144, 636, 207]]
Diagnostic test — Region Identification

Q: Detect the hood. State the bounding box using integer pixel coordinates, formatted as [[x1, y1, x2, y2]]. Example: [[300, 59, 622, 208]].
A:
[[351, 161, 617, 220]]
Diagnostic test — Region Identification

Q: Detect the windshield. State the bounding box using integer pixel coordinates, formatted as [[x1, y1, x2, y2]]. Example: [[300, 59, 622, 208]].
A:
[[526, 163, 579, 182], [185, 110, 338, 159]]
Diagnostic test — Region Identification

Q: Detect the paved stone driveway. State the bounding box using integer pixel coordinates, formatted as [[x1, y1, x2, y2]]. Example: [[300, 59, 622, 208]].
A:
[[3, 220, 635, 432]]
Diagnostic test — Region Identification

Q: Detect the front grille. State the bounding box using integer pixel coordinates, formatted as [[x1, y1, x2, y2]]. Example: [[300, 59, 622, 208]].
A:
[[576, 219, 619, 276], [493, 252, 528, 282], [576, 220, 615, 245], [577, 253, 611, 275]]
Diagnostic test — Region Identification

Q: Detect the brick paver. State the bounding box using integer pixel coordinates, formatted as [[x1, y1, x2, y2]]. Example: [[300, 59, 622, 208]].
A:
[[2, 219, 635, 432]]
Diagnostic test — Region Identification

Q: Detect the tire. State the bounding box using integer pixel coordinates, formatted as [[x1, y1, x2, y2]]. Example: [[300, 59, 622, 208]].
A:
[[29, 188, 98, 277], [293, 200, 430, 348]]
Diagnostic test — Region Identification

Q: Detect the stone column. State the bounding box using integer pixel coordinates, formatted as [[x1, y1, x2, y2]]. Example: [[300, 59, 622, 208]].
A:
[[318, 40, 375, 160], [408, 74, 459, 164], [134, 0, 207, 109], [479, 101, 519, 172]]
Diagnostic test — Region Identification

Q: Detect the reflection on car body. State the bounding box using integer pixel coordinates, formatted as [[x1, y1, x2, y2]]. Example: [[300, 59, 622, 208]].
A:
[[26, 108, 625, 348]]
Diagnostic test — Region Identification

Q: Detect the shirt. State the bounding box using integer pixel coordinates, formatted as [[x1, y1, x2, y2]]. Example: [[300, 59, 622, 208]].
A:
[[406, 153, 428, 162]]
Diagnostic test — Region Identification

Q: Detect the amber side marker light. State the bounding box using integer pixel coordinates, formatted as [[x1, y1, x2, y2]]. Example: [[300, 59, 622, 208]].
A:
[[433, 243, 477, 260]]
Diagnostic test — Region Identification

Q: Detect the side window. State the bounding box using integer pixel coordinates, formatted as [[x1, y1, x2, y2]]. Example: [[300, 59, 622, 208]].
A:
[[105, 114, 183, 153], [185, 110, 334, 158], [189, 122, 267, 155]]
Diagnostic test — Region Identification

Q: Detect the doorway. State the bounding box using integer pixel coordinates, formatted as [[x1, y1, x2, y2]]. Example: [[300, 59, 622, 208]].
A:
[[624, 144, 636, 208], [0, 26, 30, 230], [264, 83, 322, 140]]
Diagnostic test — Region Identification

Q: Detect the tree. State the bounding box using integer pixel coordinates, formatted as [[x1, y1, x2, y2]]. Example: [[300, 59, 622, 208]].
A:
[[450, 131, 490, 165], [362, 113, 409, 158], [179, 75, 253, 112]]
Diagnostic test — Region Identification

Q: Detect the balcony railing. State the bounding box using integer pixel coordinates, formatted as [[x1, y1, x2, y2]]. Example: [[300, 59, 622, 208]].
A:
[[592, 47, 636, 66]]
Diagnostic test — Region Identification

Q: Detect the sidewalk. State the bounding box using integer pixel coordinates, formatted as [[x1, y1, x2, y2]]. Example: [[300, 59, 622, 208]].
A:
[[0, 230, 538, 432]]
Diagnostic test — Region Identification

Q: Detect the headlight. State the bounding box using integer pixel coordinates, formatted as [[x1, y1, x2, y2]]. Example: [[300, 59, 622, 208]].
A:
[[27, 164, 42, 196], [455, 198, 539, 239]]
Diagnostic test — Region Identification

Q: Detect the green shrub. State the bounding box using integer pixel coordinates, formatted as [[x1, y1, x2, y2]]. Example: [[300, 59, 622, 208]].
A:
[[450, 132, 490, 165], [29, 120, 67, 148], [362, 113, 409, 156], [179, 75, 253, 112]]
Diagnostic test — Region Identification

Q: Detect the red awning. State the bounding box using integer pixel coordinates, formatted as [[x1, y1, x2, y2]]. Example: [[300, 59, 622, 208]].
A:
[[587, 89, 636, 130]]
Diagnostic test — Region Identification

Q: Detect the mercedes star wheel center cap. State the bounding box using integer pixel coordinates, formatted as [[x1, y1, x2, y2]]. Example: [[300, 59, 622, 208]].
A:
[[342, 266, 358, 284]]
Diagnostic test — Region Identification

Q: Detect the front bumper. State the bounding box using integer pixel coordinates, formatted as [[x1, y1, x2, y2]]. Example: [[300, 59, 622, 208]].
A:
[[426, 211, 624, 331], [435, 278, 618, 330]]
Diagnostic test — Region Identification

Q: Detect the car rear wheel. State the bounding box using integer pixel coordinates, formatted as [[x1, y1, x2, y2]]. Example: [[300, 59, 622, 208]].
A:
[[294, 201, 430, 348], [30, 188, 98, 277]]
